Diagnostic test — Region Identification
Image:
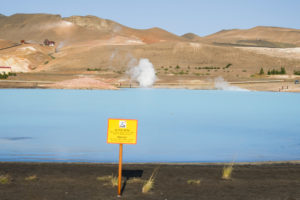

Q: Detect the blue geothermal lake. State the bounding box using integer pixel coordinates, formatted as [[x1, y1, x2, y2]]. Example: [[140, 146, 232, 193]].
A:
[[0, 89, 299, 163]]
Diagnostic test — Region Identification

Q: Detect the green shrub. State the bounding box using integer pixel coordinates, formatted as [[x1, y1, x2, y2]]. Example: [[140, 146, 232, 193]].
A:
[[223, 63, 232, 69], [87, 68, 101, 71], [48, 53, 55, 59], [259, 68, 264, 75], [197, 66, 220, 70], [0, 73, 8, 79], [294, 70, 300, 75], [267, 67, 286, 75]]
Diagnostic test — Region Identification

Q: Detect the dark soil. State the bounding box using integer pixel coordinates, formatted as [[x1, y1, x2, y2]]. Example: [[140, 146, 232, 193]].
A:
[[0, 162, 300, 200]]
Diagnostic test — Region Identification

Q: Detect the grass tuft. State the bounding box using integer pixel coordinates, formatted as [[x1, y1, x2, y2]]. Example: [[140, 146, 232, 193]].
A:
[[110, 175, 118, 187], [25, 175, 37, 181], [96, 175, 112, 181], [187, 179, 201, 185], [127, 177, 144, 184], [0, 174, 11, 184], [142, 167, 159, 194], [97, 174, 118, 187], [222, 164, 234, 180]]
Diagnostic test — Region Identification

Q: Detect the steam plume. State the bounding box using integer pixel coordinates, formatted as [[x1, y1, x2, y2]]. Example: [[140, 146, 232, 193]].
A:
[[128, 58, 157, 87], [55, 41, 65, 53], [214, 77, 248, 91]]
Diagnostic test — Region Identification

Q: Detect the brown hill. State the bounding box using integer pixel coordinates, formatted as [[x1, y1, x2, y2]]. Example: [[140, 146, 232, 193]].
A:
[[1, 13, 300, 91], [181, 33, 202, 41], [0, 14, 113, 44], [64, 15, 183, 44], [0, 14, 183, 45], [202, 26, 300, 47]]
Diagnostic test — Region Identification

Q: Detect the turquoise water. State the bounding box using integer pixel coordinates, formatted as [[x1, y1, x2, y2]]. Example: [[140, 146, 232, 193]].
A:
[[0, 89, 299, 163]]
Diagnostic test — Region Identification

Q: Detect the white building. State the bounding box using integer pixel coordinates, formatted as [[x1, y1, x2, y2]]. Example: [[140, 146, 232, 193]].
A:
[[0, 66, 12, 74]]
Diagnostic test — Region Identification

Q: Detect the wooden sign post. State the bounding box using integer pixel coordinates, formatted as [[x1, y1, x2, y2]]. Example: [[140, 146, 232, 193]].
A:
[[107, 118, 138, 197]]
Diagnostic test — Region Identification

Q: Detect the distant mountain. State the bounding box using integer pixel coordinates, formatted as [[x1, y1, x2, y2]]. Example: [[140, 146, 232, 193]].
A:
[[0, 13, 183, 44], [1, 13, 300, 79], [181, 33, 201, 41], [201, 26, 300, 47]]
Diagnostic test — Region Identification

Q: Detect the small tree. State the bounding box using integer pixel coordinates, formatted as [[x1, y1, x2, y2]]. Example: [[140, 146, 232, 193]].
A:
[[280, 67, 286, 74], [259, 67, 264, 75]]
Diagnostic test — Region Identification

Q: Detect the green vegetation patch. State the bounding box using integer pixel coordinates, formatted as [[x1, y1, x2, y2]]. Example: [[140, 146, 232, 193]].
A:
[[195, 66, 220, 70], [259, 68, 265, 75], [267, 67, 286, 75], [294, 71, 300, 75], [0, 72, 17, 79], [223, 63, 232, 69], [87, 68, 102, 71], [48, 53, 56, 59]]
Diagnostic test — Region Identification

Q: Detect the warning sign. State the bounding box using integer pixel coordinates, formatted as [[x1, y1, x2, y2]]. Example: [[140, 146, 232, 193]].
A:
[[107, 119, 138, 144]]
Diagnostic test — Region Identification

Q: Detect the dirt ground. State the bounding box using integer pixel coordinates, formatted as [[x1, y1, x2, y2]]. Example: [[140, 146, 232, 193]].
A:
[[0, 162, 300, 200], [1, 72, 300, 92]]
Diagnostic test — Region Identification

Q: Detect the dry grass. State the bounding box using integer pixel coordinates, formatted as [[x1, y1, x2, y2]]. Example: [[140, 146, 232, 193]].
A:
[[110, 175, 118, 187], [222, 164, 234, 180], [142, 167, 159, 194], [127, 177, 144, 184], [96, 175, 112, 181], [0, 174, 11, 184], [97, 174, 118, 187], [187, 179, 201, 185], [25, 175, 37, 181]]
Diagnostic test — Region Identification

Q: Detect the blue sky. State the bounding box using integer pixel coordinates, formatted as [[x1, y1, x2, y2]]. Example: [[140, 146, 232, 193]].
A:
[[0, 0, 299, 36]]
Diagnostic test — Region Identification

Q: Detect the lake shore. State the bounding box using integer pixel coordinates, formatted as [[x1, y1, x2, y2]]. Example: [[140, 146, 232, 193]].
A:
[[1, 79, 300, 92], [1, 161, 300, 200], [1, 72, 300, 92]]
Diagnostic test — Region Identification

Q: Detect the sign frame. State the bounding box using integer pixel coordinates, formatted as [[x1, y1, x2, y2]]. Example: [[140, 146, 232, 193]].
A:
[[107, 118, 138, 145]]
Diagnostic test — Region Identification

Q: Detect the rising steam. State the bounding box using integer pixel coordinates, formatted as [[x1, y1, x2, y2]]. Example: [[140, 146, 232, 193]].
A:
[[214, 77, 249, 91], [55, 41, 65, 53], [127, 58, 157, 87]]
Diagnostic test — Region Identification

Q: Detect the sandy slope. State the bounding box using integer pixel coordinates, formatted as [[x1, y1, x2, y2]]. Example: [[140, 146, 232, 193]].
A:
[[0, 14, 300, 91]]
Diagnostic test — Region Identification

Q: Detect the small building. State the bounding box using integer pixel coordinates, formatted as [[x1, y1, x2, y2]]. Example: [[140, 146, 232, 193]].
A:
[[0, 66, 12, 74], [20, 40, 29, 44], [44, 39, 55, 46]]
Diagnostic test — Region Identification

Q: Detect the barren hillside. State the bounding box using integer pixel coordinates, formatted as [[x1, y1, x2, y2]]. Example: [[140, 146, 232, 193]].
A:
[[0, 13, 300, 91], [201, 26, 300, 47]]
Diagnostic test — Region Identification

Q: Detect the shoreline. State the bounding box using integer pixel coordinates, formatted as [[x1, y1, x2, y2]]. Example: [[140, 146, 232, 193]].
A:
[[1, 160, 300, 165], [1, 79, 300, 92], [1, 161, 299, 199]]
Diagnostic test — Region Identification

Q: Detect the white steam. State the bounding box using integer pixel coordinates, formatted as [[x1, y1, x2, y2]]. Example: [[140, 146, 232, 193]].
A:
[[214, 77, 249, 91], [110, 49, 118, 60], [55, 41, 65, 53], [128, 58, 157, 87]]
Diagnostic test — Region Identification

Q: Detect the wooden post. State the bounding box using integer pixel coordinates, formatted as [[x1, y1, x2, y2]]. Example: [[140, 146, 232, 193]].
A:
[[118, 144, 123, 197]]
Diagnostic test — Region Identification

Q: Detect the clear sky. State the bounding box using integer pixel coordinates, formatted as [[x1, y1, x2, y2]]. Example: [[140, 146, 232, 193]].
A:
[[0, 0, 299, 36]]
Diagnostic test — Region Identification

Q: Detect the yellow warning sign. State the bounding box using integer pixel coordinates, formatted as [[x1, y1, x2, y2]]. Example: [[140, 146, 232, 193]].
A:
[[107, 119, 138, 144]]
